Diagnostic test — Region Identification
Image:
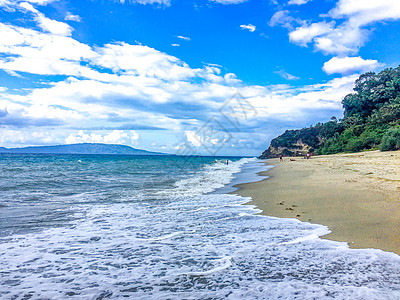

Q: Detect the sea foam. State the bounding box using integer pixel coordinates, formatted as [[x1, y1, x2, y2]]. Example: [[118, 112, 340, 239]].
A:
[[0, 156, 399, 299]]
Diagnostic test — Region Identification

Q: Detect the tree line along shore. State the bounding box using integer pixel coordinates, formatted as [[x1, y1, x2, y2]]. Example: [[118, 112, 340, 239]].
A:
[[260, 66, 400, 159]]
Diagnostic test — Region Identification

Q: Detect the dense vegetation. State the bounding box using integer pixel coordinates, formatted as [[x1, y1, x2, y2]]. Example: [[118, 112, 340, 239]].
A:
[[264, 66, 400, 157]]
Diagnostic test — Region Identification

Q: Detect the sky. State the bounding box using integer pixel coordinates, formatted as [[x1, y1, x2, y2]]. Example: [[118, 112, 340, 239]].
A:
[[0, 0, 400, 156]]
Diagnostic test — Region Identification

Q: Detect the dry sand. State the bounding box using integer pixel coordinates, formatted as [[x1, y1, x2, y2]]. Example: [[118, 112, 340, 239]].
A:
[[234, 150, 400, 255]]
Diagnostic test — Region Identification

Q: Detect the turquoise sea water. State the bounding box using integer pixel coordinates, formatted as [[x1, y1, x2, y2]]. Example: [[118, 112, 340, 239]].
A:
[[0, 154, 400, 299]]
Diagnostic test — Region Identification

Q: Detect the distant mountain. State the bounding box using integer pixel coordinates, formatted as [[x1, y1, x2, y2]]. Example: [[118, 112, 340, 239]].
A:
[[0, 143, 167, 155]]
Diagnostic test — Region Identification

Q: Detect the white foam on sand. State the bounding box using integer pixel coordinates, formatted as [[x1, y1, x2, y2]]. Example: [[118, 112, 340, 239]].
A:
[[170, 158, 254, 196], [184, 256, 233, 276]]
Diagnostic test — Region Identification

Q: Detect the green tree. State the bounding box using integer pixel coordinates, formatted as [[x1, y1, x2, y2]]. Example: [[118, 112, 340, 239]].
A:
[[381, 126, 400, 151]]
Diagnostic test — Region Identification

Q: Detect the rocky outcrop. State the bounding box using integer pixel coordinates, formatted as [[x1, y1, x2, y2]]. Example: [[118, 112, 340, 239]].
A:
[[259, 146, 293, 159], [259, 142, 312, 159]]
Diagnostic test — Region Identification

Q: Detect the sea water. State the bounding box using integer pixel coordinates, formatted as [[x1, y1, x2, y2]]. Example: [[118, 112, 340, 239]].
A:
[[0, 154, 399, 299]]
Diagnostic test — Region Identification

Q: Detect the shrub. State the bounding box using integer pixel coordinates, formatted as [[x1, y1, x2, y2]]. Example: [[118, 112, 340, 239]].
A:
[[344, 138, 364, 152], [381, 126, 400, 151]]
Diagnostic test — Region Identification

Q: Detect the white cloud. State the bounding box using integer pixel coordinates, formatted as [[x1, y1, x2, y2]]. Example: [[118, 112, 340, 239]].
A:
[[288, 0, 311, 5], [119, 0, 171, 5], [177, 35, 190, 41], [36, 14, 72, 36], [93, 42, 197, 81], [240, 24, 256, 32], [274, 69, 300, 80], [289, 21, 335, 46], [65, 12, 81, 22], [269, 10, 290, 27], [269, 10, 303, 29], [185, 131, 202, 147], [0, 0, 55, 11], [330, 0, 400, 26], [322, 56, 381, 75], [0, 23, 96, 76], [0, 6, 363, 153], [286, 0, 400, 55], [130, 131, 139, 142], [25, 0, 57, 4], [210, 0, 248, 4], [4, 69, 23, 77], [65, 130, 139, 145], [313, 23, 368, 55], [171, 43, 180, 47], [19, 2, 72, 36], [0, 129, 32, 145], [0, 128, 61, 146], [0, 0, 13, 9]]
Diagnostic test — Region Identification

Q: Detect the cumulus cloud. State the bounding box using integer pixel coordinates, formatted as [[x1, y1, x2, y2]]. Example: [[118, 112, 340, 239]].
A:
[[65, 12, 81, 22], [286, 0, 400, 55], [289, 21, 335, 46], [93, 42, 197, 81], [19, 2, 73, 36], [0, 4, 362, 153], [0, 23, 96, 76], [0, 129, 35, 145], [185, 131, 202, 147], [240, 24, 256, 32], [322, 56, 381, 75], [0, 128, 61, 147], [65, 130, 139, 145], [329, 0, 400, 26]]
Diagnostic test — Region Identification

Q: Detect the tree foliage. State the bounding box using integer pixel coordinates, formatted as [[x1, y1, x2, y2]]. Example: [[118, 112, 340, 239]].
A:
[[268, 66, 400, 155]]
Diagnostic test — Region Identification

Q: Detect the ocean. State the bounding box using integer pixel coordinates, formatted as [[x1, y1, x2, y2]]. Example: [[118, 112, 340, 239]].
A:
[[0, 154, 399, 299]]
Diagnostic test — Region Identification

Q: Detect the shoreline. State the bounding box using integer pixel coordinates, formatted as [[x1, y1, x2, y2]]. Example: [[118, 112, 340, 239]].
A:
[[233, 150, 400, 255]]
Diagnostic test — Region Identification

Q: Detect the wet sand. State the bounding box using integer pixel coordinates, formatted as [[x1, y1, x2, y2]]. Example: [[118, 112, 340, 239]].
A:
[[234, 150, 400, 255]]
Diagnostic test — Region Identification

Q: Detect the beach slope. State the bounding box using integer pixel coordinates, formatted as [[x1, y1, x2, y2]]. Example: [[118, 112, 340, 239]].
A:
[[235, 150, 400, 254]]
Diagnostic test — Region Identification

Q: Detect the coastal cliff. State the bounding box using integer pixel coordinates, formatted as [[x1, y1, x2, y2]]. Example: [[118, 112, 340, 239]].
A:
[[260, 127, 323, 158]]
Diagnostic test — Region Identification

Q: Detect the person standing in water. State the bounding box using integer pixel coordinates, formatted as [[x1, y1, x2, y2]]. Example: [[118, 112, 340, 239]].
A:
[[226, 160, 229, 165]]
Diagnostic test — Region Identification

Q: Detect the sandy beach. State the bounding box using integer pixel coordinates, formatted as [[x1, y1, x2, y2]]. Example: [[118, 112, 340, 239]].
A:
[[235, 150, 400, 255]]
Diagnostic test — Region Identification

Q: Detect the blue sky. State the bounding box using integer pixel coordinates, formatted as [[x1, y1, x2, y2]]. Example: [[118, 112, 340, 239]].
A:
[[0, 0, 400, 155]]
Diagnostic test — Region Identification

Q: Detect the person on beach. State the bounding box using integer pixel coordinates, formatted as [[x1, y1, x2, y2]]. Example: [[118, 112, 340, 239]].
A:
[[307, 153, 311, 159], [226, 160, 229, 165], [280, 155, 283, 162]]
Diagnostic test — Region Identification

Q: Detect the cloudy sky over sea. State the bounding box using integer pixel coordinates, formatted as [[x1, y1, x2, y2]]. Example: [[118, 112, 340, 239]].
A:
[[1, 0, 400, 155]]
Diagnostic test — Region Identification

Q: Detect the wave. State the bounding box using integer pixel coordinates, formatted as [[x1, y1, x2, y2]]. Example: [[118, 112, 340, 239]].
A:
[[1, 156, 400, 299], [184, 256, 232, 276], [169, 157, 256, 196]]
